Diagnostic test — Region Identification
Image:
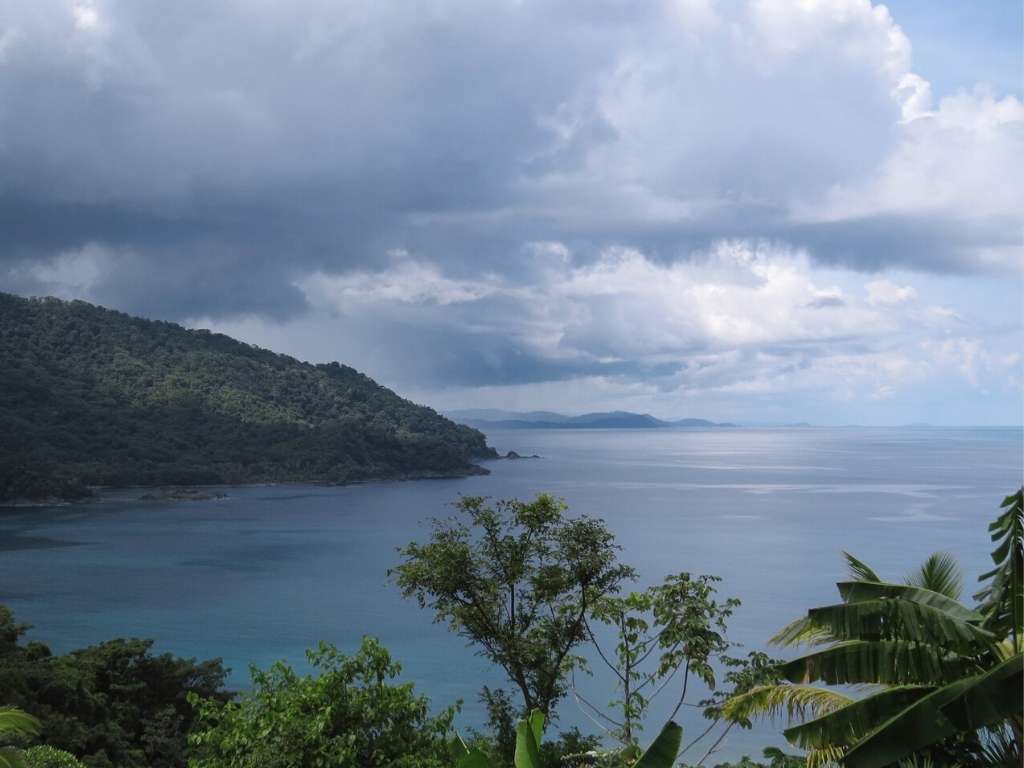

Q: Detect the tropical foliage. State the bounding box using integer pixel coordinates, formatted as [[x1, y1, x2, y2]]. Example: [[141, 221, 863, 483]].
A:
[[700, 748, 804, 768], [0, 706, 40, 768], [451, 709, 683, 768], [975, 488, 1023, 649], [586, 573, 739, 745], [23, 747, 87, 768], [393, 494, 635, 718], [187, 638, 457, 768], [0, 607, 227, 768], [0, 292, 494, 503], [679, 651, 790, 766], [723, 487, 1024, 767]]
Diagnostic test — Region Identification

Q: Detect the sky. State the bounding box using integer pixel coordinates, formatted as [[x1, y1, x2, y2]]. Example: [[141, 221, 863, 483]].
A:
[[1, 0, 1021, 425]]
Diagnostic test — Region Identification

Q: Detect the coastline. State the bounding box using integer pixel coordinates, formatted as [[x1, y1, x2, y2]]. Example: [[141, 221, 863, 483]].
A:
[[0, 462, 496, 509]]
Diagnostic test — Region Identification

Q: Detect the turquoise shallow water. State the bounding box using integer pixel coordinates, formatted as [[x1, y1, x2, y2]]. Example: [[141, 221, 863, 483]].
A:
[[1, 427, 1021, 760]]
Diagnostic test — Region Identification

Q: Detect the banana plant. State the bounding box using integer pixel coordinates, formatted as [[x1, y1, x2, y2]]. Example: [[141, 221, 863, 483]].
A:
[[722, 488, 1024, 768], [451, 710, 682, 768]]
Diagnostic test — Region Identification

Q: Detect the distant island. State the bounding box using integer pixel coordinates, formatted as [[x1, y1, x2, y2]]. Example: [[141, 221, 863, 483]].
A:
[[449, 409, 736, 430], [0, 294, 497, 504]]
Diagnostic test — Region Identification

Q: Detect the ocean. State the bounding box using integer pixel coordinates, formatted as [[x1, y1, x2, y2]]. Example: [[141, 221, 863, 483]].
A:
[[1, 427, 1020, 760]]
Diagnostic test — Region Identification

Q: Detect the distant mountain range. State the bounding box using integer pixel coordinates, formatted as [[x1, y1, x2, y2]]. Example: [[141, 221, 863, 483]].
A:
[[448, 409, 736, 430]]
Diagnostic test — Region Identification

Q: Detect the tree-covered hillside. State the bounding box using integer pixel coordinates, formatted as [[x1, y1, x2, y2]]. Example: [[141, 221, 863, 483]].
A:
[[0, 293, 496, 502]]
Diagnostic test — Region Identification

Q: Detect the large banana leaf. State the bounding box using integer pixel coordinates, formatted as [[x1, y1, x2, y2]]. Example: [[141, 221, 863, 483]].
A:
[[526, 710, 543, 748], [974, 489, 1023, 640], [451, 733, 496, 768], [782, 686, 933, 749], [937, 652, 1023, 731], [839, 685, 961, 768], [835, 582, 982, 623], [842, 654, 1023, 768], [456, 749, 495, 768], [806, 598, 993, 652], [505, 710, 681, 768], [513, 713, 543, 768], [775, 582, 987, 649], [449, 734, 470, 759], [633, 720, 683, 768], [779, 640, 971, 686]]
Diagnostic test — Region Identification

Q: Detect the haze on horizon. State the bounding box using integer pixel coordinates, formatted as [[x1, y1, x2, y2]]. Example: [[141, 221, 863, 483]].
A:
[[1, 0, 1021, 426]]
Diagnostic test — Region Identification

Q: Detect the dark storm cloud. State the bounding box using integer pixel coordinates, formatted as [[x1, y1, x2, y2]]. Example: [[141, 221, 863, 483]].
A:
[[0, 0, 1020, 409], [0, 0, 620, 314], [333, 316, 686, 388]]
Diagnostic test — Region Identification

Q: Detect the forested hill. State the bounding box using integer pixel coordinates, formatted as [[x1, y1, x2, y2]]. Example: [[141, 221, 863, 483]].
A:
[[0, 293, 496, 503]]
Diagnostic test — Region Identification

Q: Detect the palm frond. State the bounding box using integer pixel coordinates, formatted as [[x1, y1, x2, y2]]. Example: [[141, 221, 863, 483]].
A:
[[843, 552, 881, 584], [770, 616, 834, 647], [805, 745, 846, 768], [720, 683, 851, 726], [906, 551, 963, 600], [978, 724, 1021, 767]]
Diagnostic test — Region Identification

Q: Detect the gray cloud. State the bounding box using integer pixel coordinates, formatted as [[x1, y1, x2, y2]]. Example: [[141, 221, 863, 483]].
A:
[[0, 0, 1020, 421]]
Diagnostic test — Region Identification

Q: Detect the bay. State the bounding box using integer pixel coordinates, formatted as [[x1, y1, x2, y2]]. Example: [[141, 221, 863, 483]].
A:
[[1, 427, 1020, 760]]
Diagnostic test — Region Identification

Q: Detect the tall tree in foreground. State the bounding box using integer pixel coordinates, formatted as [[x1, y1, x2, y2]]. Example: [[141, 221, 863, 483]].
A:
[[393, 494, 635, 718], [723, 488, 1024, 767], [585, 573, 739, 747]]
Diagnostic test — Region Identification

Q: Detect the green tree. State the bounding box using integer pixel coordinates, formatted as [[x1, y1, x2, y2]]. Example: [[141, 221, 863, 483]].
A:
[[723, 489, 1024, 767], [393, 494, 635, 718], [586, 573, 739, 746], [188, 637, 456, 768], [0, 606, 227, 768]]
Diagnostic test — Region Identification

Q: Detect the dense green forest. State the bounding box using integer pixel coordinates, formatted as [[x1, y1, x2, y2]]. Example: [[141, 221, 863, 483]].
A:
[[0, 607, 228, 768], [0, 293, 496, 503]]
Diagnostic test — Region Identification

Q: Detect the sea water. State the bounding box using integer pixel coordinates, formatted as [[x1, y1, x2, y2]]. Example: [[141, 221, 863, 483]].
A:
[[1, 427, 1020, 759]]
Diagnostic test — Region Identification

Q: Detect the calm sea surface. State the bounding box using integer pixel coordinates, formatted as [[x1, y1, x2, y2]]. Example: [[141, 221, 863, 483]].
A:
[[1, 427, 1021, 759]]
